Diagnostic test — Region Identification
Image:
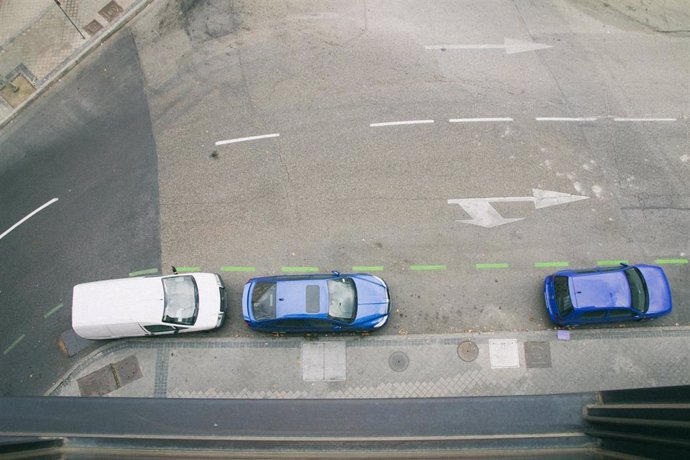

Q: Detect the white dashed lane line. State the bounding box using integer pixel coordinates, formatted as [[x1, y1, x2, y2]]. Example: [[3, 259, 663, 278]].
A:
[[369, 120, 434, 127], [0, 198, 59, 242], [215, 133, 280, 146], [613, 117, 677, 122], [449, 118, 513, 123], [536, 117, 598, 122], [368, 117, 682, 128]]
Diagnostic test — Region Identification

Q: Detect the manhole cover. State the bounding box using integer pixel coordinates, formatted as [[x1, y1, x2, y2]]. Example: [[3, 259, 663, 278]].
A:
[[389, 351, 409, 372], [457, 341, 479, 362]]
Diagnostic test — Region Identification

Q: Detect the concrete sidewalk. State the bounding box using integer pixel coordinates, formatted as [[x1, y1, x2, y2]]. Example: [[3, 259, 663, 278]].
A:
[[0, 0, 151, 126], [48, 326, 690, 398]]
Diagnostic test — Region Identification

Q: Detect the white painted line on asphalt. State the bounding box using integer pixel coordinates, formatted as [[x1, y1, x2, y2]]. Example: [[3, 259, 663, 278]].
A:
[[449, 118, 513, 123], [535, 117, 598, 121], [370, 120, 434, 127], [215, 133, 280, 146], [425, 38, 552, 55], [0, 198, 59, 241], [613, 117, 677, 122]]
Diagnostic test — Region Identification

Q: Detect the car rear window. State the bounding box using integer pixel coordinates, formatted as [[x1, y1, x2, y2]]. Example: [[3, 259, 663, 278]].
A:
[[252, 282, 277, 320], [554, 276, 574, 317], [162, 276, 199, 325]]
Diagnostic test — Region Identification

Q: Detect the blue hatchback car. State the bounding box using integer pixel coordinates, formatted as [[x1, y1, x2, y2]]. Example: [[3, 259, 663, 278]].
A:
[[242, 272, 390, 333], [544, 264, 672, 327]]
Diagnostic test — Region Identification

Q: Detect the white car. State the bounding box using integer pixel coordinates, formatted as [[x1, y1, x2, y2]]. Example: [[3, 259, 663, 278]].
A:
[[72, 272, 227, 339]]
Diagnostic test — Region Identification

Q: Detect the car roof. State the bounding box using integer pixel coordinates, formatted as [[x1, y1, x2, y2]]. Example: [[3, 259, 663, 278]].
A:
[[568, 270, 631, 310], [72, 276, 167, 327], [273, 279, 330, 318]]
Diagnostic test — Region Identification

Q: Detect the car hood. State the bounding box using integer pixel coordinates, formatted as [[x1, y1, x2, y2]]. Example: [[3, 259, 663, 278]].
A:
[[571, 272, 630, 309], [353, 275, 389, 317], [192, 273, 223, 329], [636, 265, 672, 315]]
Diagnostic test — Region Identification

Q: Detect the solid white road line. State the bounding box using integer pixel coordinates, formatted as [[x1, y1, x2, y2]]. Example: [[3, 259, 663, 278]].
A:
[[449, 118, 513, 123], [0, 198, 59, 241], [215, 133, 280, 146], [369, 120, 434, 127], [535, 117, 598, 121]]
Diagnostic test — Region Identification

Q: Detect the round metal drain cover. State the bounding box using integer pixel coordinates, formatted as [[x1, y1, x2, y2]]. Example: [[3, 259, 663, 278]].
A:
[[457, 341, 479, 362], [389, 351, 409, 372]]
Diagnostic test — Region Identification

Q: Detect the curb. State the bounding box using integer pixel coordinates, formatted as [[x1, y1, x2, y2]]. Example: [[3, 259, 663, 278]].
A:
[[0, 0, 155, 132], [46, 325, 690, 396]]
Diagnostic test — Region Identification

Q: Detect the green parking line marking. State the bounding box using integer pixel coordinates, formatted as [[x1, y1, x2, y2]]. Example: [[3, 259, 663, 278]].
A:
[[174, 266, 200, 273], [129, 268, 158, 277], [44, 303, 64, 319], [352, 266, 384, 272], [475, 263, 509, 269], [221, 266, 256, 272], [655, 259, 688, 265], [534, 262, 569, 268], [597, 260, 628, 266], [281, 266, 319, 273], [410, 265, 446, 271], [4, 334, 25, 355]]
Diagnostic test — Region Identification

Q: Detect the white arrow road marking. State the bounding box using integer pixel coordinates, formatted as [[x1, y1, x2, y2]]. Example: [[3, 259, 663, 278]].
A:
[[448, 189, 588, 228], [425, 38, 552, 55]]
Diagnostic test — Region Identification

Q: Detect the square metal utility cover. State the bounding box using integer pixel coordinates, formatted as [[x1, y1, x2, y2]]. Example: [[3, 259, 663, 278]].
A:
[[489, 339, 520, 369], [302, 342, 346, 382], [524, 341, 552, 368], [99, 1, 124, 22], [77, 355, 142, 396], [84, 20, 104, 36]]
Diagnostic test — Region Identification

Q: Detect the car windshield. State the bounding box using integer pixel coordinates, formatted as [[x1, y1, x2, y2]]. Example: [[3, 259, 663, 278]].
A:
[[554, 276, 574, 317], [327, 277, 357, 321], [251, 282, 277, 320], [162, 276, 199, 325], [624, 267, 649, 312]]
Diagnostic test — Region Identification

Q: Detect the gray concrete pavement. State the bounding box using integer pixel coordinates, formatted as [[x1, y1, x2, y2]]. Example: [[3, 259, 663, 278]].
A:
[[0, 0, 151, 125], [48, 326, 690, 398]]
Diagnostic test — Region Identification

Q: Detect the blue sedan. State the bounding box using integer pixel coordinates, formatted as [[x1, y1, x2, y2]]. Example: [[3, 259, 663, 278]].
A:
[[242, 272, 390, 333], [544, 264, 672, 327]]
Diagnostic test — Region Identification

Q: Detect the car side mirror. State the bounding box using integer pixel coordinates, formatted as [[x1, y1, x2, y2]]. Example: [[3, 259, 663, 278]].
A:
[[331, 270, 340, 276], [619, 262, 628, 268], [172, 266, 178, 275]]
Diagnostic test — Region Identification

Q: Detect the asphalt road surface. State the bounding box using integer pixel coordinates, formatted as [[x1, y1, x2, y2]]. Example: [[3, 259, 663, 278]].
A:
[[0, 0, 688, 395], [0, 32, 160, 395], [132, 0, 689, 336]]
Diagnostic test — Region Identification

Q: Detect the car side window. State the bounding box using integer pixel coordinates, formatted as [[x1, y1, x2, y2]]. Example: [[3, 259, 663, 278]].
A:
[[143, 325, 177, 334], [579, 310, 607, 320], [271, 319, 304, 329], [608, 309, 635, 319]]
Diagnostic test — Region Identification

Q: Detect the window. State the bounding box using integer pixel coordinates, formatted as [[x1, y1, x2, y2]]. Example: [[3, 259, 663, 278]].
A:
[[252, 282, 277, 320], [624, 267, 649, 312], [553, 276, 574, 317], [143, 325, 177, 334], [580, 310, 606, 320], [271, 319, 305, 329], [162, 276, 199, 325], [608, 309, 634, 319], [327, 278, 357, 321]]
